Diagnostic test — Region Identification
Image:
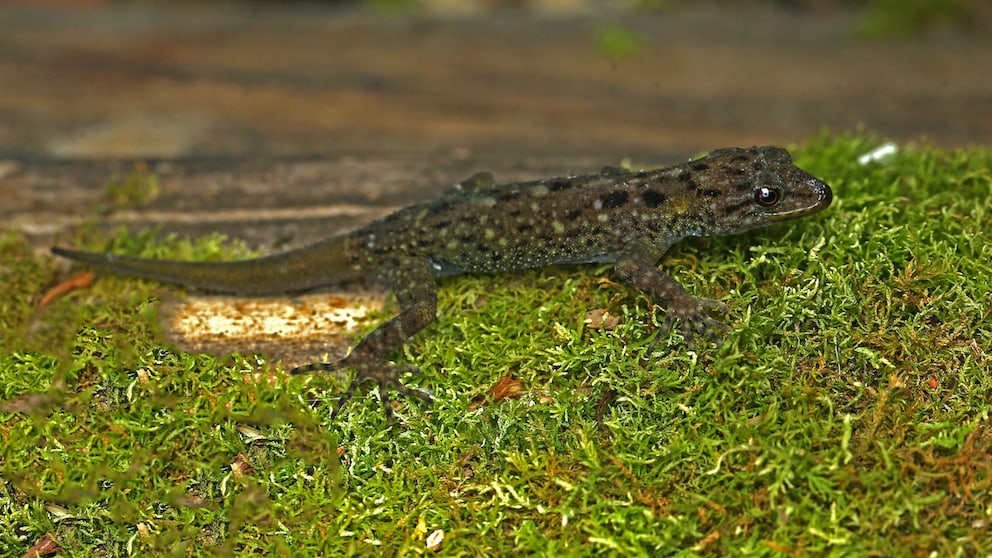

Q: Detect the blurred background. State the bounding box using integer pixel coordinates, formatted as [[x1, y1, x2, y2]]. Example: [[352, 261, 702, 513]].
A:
[[1, 0, 989, 161]]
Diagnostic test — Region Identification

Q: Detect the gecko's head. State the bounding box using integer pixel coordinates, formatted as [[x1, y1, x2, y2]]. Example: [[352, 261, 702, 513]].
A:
[[686, 146, 832, 235]]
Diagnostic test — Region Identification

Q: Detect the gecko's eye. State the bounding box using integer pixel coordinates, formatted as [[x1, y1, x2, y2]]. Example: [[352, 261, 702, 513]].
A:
[[755, 187, 780, 206]]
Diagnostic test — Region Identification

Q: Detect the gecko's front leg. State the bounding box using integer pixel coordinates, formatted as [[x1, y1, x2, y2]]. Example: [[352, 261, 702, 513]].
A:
[[614, 237, 730, 356], [292, 258, 437, 422]]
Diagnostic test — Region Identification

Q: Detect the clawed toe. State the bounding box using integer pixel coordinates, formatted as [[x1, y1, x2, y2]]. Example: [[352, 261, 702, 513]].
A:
[[326, 362, 432, 422]]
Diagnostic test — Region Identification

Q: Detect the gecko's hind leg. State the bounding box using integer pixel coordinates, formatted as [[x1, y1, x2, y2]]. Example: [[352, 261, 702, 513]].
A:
[[292, 258, 438, 423]]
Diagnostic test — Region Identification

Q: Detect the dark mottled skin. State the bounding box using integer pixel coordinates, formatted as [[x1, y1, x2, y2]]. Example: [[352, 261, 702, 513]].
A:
[[52, 146, 832, 421]]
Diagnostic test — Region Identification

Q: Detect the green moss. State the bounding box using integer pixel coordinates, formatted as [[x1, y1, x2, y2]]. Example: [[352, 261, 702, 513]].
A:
[[2, 133, 990, 554], [102, 167, 161, 212], [595, 26, 643, 63]]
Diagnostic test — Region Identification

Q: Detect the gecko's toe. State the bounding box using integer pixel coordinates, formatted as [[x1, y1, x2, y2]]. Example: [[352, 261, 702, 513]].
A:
[[644, 316, 677, 358], [682, 321, 699, 351], [645, 303, 730, 357], [698, 298, 728, 313], [328, 362, 431, 423]]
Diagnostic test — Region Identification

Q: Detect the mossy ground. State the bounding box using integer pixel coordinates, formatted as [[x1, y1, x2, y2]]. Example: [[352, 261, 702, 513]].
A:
[[1, 133, 990, 556]]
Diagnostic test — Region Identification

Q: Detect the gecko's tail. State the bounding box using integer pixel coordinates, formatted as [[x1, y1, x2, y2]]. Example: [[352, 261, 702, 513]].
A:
[[51, 236, 357, 295]]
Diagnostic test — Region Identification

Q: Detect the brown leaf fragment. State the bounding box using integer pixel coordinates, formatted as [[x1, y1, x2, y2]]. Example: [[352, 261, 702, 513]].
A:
[[23, 532, 61, 558], [38, 271, 95, 307], [696, 529, 720, 550], [469, 374, 524, 409], [594, 389, 618, 434], [487, 374, 524, 402], [231, 454, 256, 478], [585, 308, 620, 330]]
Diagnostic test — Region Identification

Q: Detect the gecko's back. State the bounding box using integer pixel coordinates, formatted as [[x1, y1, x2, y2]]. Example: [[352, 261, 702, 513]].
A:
[[339, 145, 831, 276]]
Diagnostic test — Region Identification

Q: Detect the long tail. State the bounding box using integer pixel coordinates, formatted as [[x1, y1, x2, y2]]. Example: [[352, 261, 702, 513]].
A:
[[51, 236, 359, 295]]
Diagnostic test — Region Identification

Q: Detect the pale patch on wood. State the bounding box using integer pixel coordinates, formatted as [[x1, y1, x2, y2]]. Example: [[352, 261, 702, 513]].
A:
[[159, 291, 388, 371], [169, 293, 380, 342]]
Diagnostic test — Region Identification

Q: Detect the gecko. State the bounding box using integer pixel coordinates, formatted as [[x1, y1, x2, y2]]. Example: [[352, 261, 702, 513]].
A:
[[52, 146, 832, 421]]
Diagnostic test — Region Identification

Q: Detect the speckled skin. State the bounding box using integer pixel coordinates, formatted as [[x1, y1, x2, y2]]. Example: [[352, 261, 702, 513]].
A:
[[52, 146, 832, 421]]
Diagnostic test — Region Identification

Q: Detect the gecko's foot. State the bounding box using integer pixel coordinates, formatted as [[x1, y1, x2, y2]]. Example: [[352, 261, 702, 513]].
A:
[[291, 360, 433, 423], [645, 297, 730, 357]]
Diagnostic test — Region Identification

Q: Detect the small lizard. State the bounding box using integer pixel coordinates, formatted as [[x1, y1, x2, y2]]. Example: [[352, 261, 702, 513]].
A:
[[52, 146, 832, 421]]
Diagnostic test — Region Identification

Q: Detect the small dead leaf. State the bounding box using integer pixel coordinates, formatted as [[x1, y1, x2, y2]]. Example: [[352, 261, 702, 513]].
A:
[[594, 390, 617, 432], [469, 375, 524, 409], [585, 308, 620, 330], [489, 374, 524, 402], [231, 454, 256, 478], [38, 271, 95, 307], [696, 529, 720, 550], [23, 533, 61, 558]]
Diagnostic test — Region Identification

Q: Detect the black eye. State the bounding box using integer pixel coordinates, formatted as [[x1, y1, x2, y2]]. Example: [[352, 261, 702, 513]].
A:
[[756, 187, 780, 206]]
